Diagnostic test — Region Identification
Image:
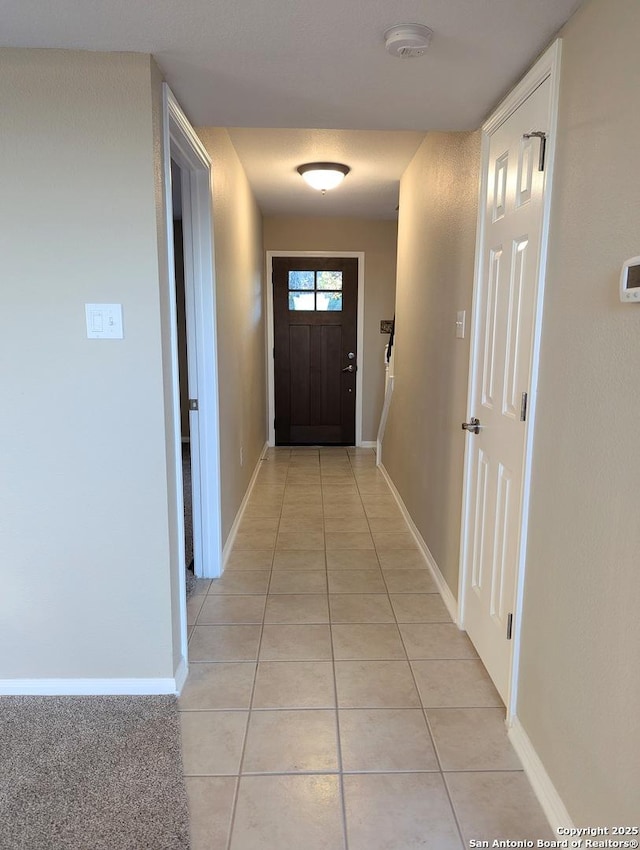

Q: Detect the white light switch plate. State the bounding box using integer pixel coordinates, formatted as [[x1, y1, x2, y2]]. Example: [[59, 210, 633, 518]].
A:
[[456, 310, 466, 339], [85, 304, 124, 339]]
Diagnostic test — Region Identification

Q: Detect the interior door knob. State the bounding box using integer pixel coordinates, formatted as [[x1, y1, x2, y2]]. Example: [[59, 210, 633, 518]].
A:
[[461, 417, 481, 434]]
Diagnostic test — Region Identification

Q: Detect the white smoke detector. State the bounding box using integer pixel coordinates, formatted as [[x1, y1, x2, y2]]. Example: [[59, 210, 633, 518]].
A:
[[384, 23, 433, 58]]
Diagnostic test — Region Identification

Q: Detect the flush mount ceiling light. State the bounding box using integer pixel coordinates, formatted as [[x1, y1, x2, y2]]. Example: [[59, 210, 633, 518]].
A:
[[384, 23, 433, 58], [297, 162, 350, 193]]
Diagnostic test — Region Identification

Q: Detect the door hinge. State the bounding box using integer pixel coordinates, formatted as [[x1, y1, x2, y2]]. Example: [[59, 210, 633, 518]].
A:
[[506, 613, 514, 640], [189, 399, 199, 411], [520, 392, 528, 422], [522, 130, 547, 171]]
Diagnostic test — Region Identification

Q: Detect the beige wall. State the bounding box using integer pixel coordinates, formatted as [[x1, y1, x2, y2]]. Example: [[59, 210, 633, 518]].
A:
[[382, 133, 480, 594], [518, 0, 640, 822], [0, 50, 177, 680], [196, 129, 266, 543], [263, 217, 398, 442]]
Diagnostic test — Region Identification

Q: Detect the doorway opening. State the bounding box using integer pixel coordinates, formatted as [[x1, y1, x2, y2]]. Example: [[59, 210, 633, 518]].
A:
[[162, 83, 223, 600], [170, 160, 194, 576]]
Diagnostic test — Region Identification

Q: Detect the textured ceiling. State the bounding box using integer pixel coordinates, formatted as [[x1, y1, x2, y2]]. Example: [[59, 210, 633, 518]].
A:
[[1, 0, 583, 217], [1, 0, 582, 130]]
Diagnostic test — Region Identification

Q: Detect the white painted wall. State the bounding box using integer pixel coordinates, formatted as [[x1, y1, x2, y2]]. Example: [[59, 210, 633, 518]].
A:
[[0, 49, 176, 682]]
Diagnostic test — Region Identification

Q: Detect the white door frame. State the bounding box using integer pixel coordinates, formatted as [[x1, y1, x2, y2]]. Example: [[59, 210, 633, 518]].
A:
[[458, 41, 562, 720], [266, 251, 366, 446], [162, 85, 223, 620]]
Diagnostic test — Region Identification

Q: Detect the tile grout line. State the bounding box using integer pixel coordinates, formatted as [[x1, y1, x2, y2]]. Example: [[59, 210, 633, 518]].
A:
[[323, 450, 351, 850], [347, 447, 458, 846], [422, 707, 468, 849], [183, 766, 526, 777], [188, 651, 488, 663], [179, 704, 513, 712], [222, 454, 286, 850], [393, 588, 468, 849]]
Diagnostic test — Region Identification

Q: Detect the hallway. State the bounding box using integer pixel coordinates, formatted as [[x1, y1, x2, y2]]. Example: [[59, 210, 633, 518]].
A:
[[180, 447, 552, 849]]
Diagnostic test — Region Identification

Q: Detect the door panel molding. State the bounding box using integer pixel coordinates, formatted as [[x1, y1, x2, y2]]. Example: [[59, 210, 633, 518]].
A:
[[458, 40, 562, 720], [266, 251, 365, 446]]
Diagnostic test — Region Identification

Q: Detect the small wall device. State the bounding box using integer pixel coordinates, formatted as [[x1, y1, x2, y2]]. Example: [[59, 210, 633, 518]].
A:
[[620, 256, 640, 302]]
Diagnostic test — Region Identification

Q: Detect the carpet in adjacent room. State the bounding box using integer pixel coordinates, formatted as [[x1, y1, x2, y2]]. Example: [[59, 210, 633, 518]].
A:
[[0, 695, 190, 850]]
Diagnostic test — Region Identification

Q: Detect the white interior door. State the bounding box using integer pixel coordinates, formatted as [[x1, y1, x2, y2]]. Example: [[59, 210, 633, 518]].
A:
[[461, 76, 552, 703]]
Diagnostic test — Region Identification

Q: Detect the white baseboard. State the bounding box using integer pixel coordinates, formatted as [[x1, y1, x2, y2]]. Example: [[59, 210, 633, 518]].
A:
[[378, 463, 459, 624], [508, 716, 575, 831], [173, 656, 188, 695], [376, 373, 394, 466], [358, 441, 377, 449], [221, 442, 268, 569], [0, 677, 182, 695]]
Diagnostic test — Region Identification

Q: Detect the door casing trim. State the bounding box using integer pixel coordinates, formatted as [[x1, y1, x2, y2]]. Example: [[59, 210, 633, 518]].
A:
[[266, 251, 365, 447], [458, 40, 562, 721], [162, 85, 223, 593]]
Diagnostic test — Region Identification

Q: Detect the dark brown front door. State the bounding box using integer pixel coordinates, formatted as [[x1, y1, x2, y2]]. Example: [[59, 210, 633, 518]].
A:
[[273, 256, 358, 445]]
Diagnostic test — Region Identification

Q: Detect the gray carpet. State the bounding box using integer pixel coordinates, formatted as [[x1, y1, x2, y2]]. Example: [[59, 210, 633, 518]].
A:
[[0, 695, 190, 850], [185, 569, 197, 598]]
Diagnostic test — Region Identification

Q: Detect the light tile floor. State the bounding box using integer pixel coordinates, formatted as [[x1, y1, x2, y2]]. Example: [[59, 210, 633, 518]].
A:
[[181, 447, 553, 850]]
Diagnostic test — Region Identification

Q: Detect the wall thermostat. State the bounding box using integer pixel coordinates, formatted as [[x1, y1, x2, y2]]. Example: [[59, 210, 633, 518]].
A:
[[620, 257, 640, 302]]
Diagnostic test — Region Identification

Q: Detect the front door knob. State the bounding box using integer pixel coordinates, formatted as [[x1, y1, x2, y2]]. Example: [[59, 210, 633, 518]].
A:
[[342, 364, 355, 373]]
